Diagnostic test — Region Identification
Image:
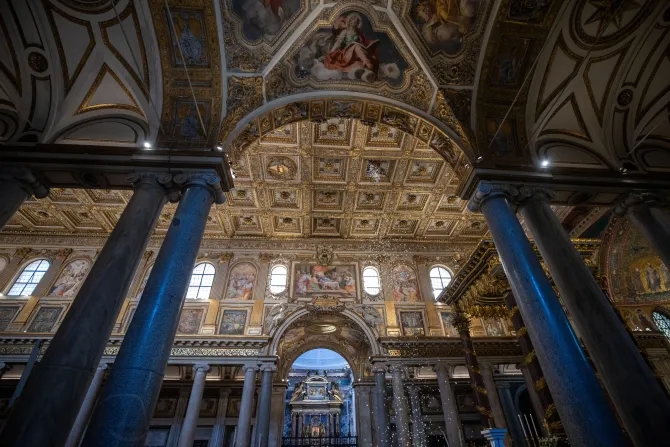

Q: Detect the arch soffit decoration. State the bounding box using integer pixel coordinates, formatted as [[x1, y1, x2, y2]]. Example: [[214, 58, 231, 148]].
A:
[[267, 307, 381, 358], [524, 0, 670, 173], [222, 93, 475, 177]]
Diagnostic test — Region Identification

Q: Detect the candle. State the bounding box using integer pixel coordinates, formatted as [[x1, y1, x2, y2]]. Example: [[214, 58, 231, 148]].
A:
[[518, 414, 528, 438], [530, 415, 540, 438]]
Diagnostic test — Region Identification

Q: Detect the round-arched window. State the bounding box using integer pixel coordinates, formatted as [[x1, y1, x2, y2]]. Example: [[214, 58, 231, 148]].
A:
[[186, 262, 215, 299], [362, 266, 381, 295], [429, 266, 452, 300], [269, 265, 288, 294], [652, 311, 670, 341], [8, 259, 50, 296]]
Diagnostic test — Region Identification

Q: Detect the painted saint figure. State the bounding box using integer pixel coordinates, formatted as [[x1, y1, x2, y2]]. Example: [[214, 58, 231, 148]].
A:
[[323, 13, 379, 82], [631, 267, 645, 294], [645, 263, 662, 292], [175, 14, 205, 64]]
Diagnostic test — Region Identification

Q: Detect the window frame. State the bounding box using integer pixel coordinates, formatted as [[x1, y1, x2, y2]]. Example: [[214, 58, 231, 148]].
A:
[[7, 259, 51, 296], [269, 264, 288, 295], [185, 262, 216, 299], [429, 265, 452, 300], [362, 266, 381, 296], [652, 309, 670, 341]]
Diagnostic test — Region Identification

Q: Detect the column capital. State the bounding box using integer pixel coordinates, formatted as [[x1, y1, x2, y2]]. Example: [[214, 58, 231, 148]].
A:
[[174, 172, 226, 204], [126, 172, 180, 202], [389, 364, 406, 376], [467, 182, 519, 212], [96, 363, 109, 372], [193, 363, 210, 374], [260, 364, 277, 372], [433, 362, 450, 375], [371, 365, 387, 374], [0, 167, 48, 199], [495, 381, 511, 389], [242, 364, 260, 373], [613, 192, 669, 216], [515, 186, 557, 208]]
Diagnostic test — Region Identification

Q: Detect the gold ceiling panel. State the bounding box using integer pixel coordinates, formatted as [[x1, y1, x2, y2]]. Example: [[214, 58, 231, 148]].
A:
[[4, 119, 491, 242]]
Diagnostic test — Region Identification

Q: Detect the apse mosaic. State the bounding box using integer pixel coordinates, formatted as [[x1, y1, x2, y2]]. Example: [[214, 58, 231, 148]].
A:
[[293, 264, 357, 299], [292, 11, 409, 86]]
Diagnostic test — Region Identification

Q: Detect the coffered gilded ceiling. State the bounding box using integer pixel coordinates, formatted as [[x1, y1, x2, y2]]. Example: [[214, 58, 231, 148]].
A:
[[3, 119, 487, 241]]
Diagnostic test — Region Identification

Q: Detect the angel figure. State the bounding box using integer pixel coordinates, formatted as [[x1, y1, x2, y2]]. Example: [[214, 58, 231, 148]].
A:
[[290, 381, 306, 402], [264, 302, 293, 334], [328, 381, 343, 401]]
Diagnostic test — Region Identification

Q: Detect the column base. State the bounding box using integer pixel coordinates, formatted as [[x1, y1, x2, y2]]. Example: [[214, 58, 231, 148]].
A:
[[481, 428, 507, 447]]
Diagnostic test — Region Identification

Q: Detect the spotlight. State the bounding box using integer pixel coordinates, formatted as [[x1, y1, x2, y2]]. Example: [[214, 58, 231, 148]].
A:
[[540, 159, 549, 167], [216, 145, 223, 151], [143, 141, 152, 149], [476, 156, 483, 162]]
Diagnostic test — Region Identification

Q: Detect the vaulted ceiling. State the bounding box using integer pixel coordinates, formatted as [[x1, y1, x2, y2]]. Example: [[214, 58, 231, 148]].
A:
[[1, 0, 668, 198]]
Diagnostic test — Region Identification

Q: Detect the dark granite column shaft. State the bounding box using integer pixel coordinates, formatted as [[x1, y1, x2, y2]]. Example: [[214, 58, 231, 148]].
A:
[[452, 312, 493, 428], [373, 368, 390, 447], [519, 189, 670, 447], [503, 292, 564, 437], [82, 174, 221, 447], [0, 173, 170, 447], [468, 183, 626, 447], [256, 366, 275, 447], [615, 192, 670, 267], [0, 168, 48, 230]]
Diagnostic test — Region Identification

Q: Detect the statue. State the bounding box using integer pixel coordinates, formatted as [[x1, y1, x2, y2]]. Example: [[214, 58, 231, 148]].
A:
[[350, 304, 384, 331], [290, 381, 306, 402], [264, 302, 295, 334], [328, 381, 343, 401]]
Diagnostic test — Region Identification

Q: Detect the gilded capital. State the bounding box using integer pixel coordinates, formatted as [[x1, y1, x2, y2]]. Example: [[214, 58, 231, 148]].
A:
[[467, 182, 519, 213]]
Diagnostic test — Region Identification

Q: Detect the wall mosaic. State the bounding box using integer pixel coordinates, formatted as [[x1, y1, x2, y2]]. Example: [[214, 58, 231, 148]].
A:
[[27, 306, 63, 333], [219, 309, 248, 335], [391, 264, 421, 302], [177, 308, 205, 334], [604, 218, 670, 304]]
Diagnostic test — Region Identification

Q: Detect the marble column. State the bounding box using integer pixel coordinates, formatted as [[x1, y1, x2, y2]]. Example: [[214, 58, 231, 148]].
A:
[[0, 167, 48, 230], [479, 364, 507, 431], [408, 386, 426, 447], [452, 313, 493, 428], [83, 173, 224, 447], [468, 182, 625, 447], [237, 365, 258, 447], [65, 363, 108, 447], [210, 388, 231, 447], [615, 192, 670, 267], [1, 172, 172, 447], [519, 188, 670, 447], [496, 383, 525, 447], [178, 364, 210, 447], [390, 366, 411, 447], [434, 363, 463, 447], [505, 292, 558, 437], [372, 367, 390, 447], [355, 385, 373, 446], [255, 365, 275, 447]]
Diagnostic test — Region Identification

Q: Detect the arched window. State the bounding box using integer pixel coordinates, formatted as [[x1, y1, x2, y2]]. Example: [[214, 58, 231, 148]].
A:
[[269, 265, 288, 294], [8, 259, 51, 296], [652, 311, 670, 341], [362, 266, 380, 295], [429, 266, 452, 299], [186, 262, 215, 299]]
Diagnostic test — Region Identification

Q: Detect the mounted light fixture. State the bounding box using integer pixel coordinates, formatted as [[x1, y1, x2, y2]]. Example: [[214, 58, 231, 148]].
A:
[[540, 159, 549, 167], [143, 141, 152, 149]]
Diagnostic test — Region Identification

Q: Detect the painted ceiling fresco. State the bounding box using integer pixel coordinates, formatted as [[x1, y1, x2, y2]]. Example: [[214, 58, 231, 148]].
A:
[[1, 0, 669, 180]]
